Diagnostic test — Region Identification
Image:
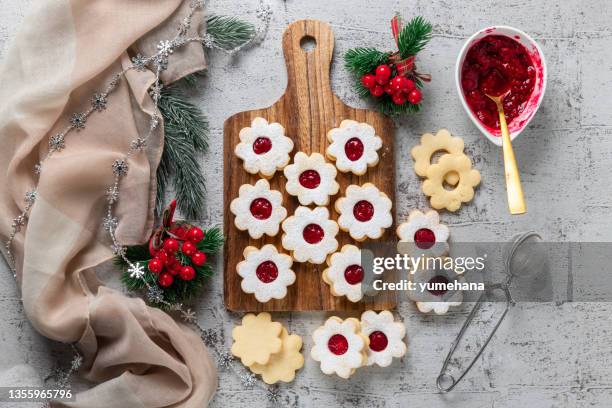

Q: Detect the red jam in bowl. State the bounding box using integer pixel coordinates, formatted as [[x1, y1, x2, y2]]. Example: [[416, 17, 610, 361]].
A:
[[461, 34, 536, 131]]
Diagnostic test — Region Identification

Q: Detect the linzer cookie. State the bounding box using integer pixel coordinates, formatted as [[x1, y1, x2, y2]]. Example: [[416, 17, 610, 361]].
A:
[[322, 244, 365, 303], [234, 117, 294, 178], [281, 206, 339, 264], [335, 183, 392, 241], [230, 179, 287, 239], [326, 119, 382, 175], [283, 152, 339, 206], [237, 245, 296, 303], [360, 310, 407, 367]]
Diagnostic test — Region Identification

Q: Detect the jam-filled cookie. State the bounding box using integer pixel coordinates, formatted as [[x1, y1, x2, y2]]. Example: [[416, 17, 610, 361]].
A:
[[322, 244, 365, 303], [281, 206, 339, 264], [310, 316, 368, 378], [237, 245, 296, 303], [335, 183, 392, 241], [360, 310, 407, 367], [326, 119, 382, 175], [235, 117, 294, 178], [230, 179, 287, 239], [284, 152, 339, 206]]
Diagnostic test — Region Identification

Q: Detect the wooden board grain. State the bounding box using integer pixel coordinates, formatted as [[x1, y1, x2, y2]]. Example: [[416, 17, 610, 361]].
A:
[[224, 20, 396, 311]]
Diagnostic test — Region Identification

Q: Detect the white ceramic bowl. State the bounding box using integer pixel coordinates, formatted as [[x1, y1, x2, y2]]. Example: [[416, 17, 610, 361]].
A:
[[455, 26, 547, 146]]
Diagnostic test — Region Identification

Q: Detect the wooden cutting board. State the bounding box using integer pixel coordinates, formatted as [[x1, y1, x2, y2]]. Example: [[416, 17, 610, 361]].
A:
[[223, 20, 396, 311]]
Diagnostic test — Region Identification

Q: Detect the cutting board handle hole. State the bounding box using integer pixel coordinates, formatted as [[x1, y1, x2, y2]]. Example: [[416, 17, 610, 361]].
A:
[[300, 35, 317, 52]]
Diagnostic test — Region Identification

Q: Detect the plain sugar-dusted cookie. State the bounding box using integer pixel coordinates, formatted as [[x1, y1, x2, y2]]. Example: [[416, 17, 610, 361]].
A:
[[249, 328, 304, 384], [231, 312, 283, 366]]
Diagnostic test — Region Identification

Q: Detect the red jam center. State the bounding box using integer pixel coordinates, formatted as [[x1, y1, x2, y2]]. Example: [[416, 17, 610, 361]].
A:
[[428, 275, 450, 296], [327, 334, 349, 355], [344, 264, 364, 285], [255, 260, 278, 283], [299, 170, 321, 189], [414, 228, 436, 249], [344, 137, 364, 161], [461, 35, 536, 130], [302, 223, 324, 244], [249, 198, 272, 220], [353, 200, 374, 222], [252, 136, 272, 154], [368, 331, 389, 352]]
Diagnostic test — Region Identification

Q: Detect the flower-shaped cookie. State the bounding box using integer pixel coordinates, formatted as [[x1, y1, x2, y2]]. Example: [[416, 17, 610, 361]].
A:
[[310, 317, 368, 378], [326, 119, 383, 175], [323, 244, 365, 303], [235, 117, 294, 177], [396, 210, 449, 257], [422, 153, 481, 212], [230, 179, 287, 239], [281, 206, 339, 264], [408, 264, 464, 315], [284, 152, 339, 206], [250, 328, 304, 384], [335, 183, 393, 241], [237, 245, 296, 303], [360, 310, 407, 367], [411, 129, 465, 184], [231, 312, 283, 366]]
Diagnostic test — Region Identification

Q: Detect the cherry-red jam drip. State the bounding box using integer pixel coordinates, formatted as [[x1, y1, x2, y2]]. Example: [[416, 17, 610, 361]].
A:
[[353, 200, 374, 222], [255, 260, 278, 283], [461, 35, 536, 130], [368, 331, 389, 352], [427, 275, 450, 297], [302, 223, 324, 244], [344, 264, 364, 285], [414, 228, 436, 249], [299, 170, 321, 189], [249, 198, 272, 220], [344, 137, 364, 161], [252, 136, 272, 154], [327, 334, 349, 355]]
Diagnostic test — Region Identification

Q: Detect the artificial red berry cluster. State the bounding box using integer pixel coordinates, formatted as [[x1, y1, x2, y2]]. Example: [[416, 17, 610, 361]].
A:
[[361, 64, 423, 106], [147, 226, 207, 288]]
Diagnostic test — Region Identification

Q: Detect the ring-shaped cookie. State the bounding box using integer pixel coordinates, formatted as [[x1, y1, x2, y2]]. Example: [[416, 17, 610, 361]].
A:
[[411, 129, 465, 185], [422, 153, 481, 212]]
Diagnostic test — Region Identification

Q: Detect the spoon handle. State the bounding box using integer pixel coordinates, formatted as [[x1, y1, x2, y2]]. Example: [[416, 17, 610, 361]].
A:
[[497, 104, 526, 214]]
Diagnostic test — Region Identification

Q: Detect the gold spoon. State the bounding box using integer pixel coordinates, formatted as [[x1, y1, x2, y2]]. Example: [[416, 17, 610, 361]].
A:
[[485, 91, 526, 214]]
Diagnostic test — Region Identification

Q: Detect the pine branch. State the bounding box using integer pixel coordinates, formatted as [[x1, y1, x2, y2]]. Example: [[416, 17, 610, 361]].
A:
[[344, 48, 392, 76], [397, 16, 432, 58], [206, 15, 256, 51], [158, 86, 209, 219]]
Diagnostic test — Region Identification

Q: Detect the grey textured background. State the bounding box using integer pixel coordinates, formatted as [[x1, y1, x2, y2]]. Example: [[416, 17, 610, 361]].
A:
[[1, 0, 612, 407]]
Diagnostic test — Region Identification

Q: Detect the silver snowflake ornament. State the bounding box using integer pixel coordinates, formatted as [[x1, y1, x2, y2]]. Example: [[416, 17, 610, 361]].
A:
[[111, 243, 126, 257], [149, 82, 163, 102], [147, 286, 164, 304], [203, 33, 215, 49], [157, 40, 175, 57], [181, 308, 197, 323], [266, 388, 281, 403], [240, 373, 257, 388], [106, 185, 119, 204], [256, 2, 272, 23], [11, 214, 26, 232], [112, 159, 128, 177], [107, 73, 122, 92], [217, 352, 234, 370], [150, 115, 160, 130], [33, 164, 42, 175], [131, 54, 148, 72], [102, 216, 118, 232], [69, 112, 87, 130], [130, 137, 146, 151], [71, 354, 83, 371], [128, 262, 145, 279], [24, 189, 37, 205], [49, 133, 66, 151], [91, 93, 107, 112]]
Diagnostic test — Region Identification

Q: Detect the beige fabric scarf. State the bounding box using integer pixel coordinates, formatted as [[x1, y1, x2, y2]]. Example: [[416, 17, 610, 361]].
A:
[[0, 1, 217, 407]]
